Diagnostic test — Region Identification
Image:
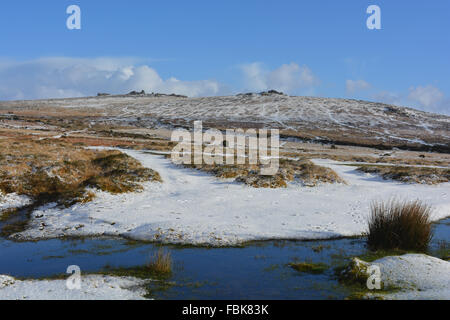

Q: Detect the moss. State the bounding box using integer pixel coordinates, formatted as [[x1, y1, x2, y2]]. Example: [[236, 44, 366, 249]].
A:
[[288, 262, 328, 274], [336, 256, 405, 300], [346, 292, 385, 300], [263, 264, 280, 272], [357, 249, 410, 263], [100, 264, 171, 280], [337, 258, 371, 286]]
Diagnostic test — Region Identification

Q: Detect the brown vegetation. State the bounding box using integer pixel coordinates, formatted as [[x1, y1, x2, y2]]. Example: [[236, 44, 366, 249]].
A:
[[168, 151, 344, 188], [147, 248, 172, 275], [0, 138, 161, 207], [357, 165, 450, 184], [367, 200, 433, 252]]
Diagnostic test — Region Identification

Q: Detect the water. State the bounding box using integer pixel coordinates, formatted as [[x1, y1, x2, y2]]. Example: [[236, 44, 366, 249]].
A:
[[0, 219, 448, 300]]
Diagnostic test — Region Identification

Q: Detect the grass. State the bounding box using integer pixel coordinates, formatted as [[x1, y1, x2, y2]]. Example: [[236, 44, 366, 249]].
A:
[[356, 165, 450, 185], [0, 137, 162, 236], [169, 149, 344, 188], [288, 261, 328, 274], [147, 248, 173, 276], [0, 138, 161, 206], [432, 241, 450, 261], [367, 199, 433, 252]]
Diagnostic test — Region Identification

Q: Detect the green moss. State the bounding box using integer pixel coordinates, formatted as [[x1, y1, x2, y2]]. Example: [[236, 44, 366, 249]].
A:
[[288, 262, 328, 274], [336, 256, 404, 300], [263, 264, 280, 272], [100, 264, 171, 280], [357, 249, 410, 263], [346, 292, 385, 300]]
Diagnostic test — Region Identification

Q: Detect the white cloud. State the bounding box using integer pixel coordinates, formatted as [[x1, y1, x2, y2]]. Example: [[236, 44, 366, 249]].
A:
[[0, 57, 223, 100], [346, 79, 371, 94], [371, 85, 449, 115], [241, 62, 319, 94], [408, 85, 444, 109]]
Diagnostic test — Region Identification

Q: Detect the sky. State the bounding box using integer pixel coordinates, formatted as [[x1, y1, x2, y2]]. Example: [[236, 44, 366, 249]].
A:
[[0, 0, 449, 114]]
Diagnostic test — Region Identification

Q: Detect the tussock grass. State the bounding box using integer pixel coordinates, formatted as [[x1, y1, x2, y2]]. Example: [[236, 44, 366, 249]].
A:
[[367, 200, 433, 252], [285, 159, 345, 186], [357, 165, 450, 185], [0, 138, 161, 206], [169, 150, 344, 188], [147, 248, 172, 275]]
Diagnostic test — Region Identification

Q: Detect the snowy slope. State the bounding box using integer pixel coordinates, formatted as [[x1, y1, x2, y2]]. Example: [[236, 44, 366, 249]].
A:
[[1, 94, 449, 149]]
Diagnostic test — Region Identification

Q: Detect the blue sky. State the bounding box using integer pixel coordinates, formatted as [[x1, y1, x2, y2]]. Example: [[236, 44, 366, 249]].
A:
[[0, 0, 449, 114]]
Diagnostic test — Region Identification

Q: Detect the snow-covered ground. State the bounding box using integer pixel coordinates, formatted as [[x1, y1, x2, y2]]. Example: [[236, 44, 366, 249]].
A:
[[0, 192, 32, 214], [360, 254, 450, 300], [0, 275, 149, 300], [11, 149, 450, 246]]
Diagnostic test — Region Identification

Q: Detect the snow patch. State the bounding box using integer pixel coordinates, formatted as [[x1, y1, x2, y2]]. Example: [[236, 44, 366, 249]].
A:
[[365, 254, 450, 300], [0, 275, 149, 300], [0, 192, 32, 213]]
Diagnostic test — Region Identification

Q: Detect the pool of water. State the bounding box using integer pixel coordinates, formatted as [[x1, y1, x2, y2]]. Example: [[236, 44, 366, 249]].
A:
[[0, 219, 448, 299]]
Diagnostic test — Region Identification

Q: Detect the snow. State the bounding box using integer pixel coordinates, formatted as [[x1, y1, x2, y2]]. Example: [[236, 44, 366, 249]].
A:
[[0, 275, 149, 300], [364, 254, 450, 300], [0, 192, 32, 214], [12, 149, 450, 246]]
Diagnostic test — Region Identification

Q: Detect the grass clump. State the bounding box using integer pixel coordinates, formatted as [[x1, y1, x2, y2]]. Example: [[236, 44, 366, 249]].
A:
[[171, 151, 344, 188], [357, 165, 450, 185], [147, 248, 172, 276], [0, 139, 161, 206], [367, 199, 433, 252], [288, 261, 328, 274]]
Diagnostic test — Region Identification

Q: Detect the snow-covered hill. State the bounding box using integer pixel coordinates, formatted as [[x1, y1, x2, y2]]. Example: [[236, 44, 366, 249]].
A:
[[1, 93, 449, 151]]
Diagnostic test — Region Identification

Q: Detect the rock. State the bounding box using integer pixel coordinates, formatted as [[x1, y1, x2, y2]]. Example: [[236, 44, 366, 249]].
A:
[[259, 90, 285, 96], [127, 90, 146, 96], [339, 257, 370, 285], [340, 254, 450, 300]]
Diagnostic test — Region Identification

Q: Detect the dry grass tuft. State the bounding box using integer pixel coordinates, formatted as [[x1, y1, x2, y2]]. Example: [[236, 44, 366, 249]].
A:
[[367, 199, 433, 252], [147, 248, 172, 275]]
